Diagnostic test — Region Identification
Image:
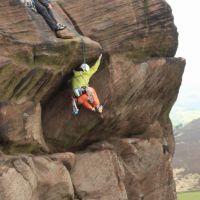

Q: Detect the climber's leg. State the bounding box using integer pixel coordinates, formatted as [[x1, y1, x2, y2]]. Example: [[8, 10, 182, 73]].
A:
[[46, 7, 57, 24], [46, 6, 66, 30], [34, 0, 58, 31], [77, 94, 94, 111], [72, 97, 79, 115], [87, 87, 103, 113], [89, 87, 100, 107]]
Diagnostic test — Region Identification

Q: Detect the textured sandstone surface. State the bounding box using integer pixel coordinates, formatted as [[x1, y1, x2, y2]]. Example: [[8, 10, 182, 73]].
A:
[[110, 138, 176, 200], [0, 0, 185, 199], [0, 101, 48, 153], [0, 153, 74, 200], [0, 0, 101, 102], [58, 0, 178, 56], [72, 150, 127, 200], [43, 57, 185, 151], [73, 138, 177, 200]]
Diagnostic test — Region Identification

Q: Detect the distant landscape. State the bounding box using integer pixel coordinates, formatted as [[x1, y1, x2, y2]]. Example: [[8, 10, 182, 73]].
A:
[[177, 191, 200, 200], [173, 118, 200, 193], [170, 86, 200, 126]]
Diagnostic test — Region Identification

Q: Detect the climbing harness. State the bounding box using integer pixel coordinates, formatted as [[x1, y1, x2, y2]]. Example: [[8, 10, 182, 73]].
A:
[[52, 8, 86, 63], [71, 87, 94, 115]]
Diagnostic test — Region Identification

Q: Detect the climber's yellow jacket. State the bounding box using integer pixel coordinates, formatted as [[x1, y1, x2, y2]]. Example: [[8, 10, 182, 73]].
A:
[[71, 57, 101, 90]]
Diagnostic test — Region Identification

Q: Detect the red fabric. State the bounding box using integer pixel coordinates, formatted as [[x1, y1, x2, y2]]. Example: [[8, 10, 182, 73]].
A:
[[77, 87, 100, 110]]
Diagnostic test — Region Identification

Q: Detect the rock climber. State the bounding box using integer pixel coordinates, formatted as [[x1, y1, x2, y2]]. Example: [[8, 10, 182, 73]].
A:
[[20, 0, 66, 32], [71, 54, 103, 115]]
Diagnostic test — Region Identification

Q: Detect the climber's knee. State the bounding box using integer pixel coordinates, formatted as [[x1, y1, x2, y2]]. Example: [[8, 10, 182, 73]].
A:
[[38, 5, 48, 15], [89, 87, 100, 106]]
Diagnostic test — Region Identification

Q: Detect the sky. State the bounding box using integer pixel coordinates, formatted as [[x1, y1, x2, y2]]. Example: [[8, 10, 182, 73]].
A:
[[166, 0, 200, 125]]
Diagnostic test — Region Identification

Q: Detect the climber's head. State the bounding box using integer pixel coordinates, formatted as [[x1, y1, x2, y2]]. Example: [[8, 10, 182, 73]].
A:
[[80, 63, 90, 72]]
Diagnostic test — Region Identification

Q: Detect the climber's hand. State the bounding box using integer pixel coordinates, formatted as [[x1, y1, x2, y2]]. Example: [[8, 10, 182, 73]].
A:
[[48, 4, 52, 9], [99, 53, 102, 60], [91, 107, 96, 112]]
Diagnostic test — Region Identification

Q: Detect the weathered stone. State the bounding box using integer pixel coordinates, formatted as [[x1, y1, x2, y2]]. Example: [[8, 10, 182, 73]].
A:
[[43, 57, 185, 150], [50, 152, 76, 171], [0, 0, 102, 103], [58, 0, 178, 57], [71, 150, 128, 200], [109, 138, 176, 200], [0, 101, 48, 153], [0, 154, 74, 200], [56, 29, 76, 39], [87, 140, 114, 152], [0, 0, 185, 199]]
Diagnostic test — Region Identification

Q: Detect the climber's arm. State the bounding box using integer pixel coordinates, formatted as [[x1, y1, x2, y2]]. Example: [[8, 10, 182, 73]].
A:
[[88, 54, 102, 78]]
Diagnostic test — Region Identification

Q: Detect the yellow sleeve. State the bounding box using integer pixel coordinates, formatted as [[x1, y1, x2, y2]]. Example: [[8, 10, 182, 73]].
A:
[[88, 58, 101, 78]]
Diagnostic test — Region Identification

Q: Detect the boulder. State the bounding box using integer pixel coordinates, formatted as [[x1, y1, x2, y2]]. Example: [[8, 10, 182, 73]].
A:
[[0, 101, 48, 153], [110, 138, 176, 200], [0, 154, 74, 200], [71, 150, 128, 200]]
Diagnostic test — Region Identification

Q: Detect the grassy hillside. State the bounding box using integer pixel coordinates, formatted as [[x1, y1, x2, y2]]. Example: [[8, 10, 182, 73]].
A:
[[173, 118, 200, 192], [173, 118, 200, 174], [177, 191, 200, 200]]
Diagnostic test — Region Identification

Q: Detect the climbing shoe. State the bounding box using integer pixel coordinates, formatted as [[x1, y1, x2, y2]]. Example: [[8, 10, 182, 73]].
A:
[[56, 23, 66, 31], [91, 107, 96, 112], [96, 105, 103, 113], [72, 109, 79, 115]]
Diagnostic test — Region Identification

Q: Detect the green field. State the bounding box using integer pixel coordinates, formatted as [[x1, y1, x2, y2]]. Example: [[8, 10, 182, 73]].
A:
[[177, 191, 200, 200]]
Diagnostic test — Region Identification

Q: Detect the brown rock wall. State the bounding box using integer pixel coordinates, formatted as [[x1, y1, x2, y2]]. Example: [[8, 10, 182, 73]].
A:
[[0, 0, 185, 199], [71, 150, 128, 200], [110, 138, 176, 200], [58, 0, 177, 56], [43, 57, 185, 150], [70, 138, 176, 200], [0, 101, 48, 153], [0, 154, 74, 200], [0, 0, 101, 103]]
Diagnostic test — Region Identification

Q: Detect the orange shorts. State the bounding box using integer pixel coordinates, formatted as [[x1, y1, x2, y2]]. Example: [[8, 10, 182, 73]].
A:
[[77, 87, 100, 110]]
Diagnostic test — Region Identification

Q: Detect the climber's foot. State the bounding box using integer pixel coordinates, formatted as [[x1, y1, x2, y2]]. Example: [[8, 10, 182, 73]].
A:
[[96, 105, 103, 113], [56, 23, 66, 31]]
